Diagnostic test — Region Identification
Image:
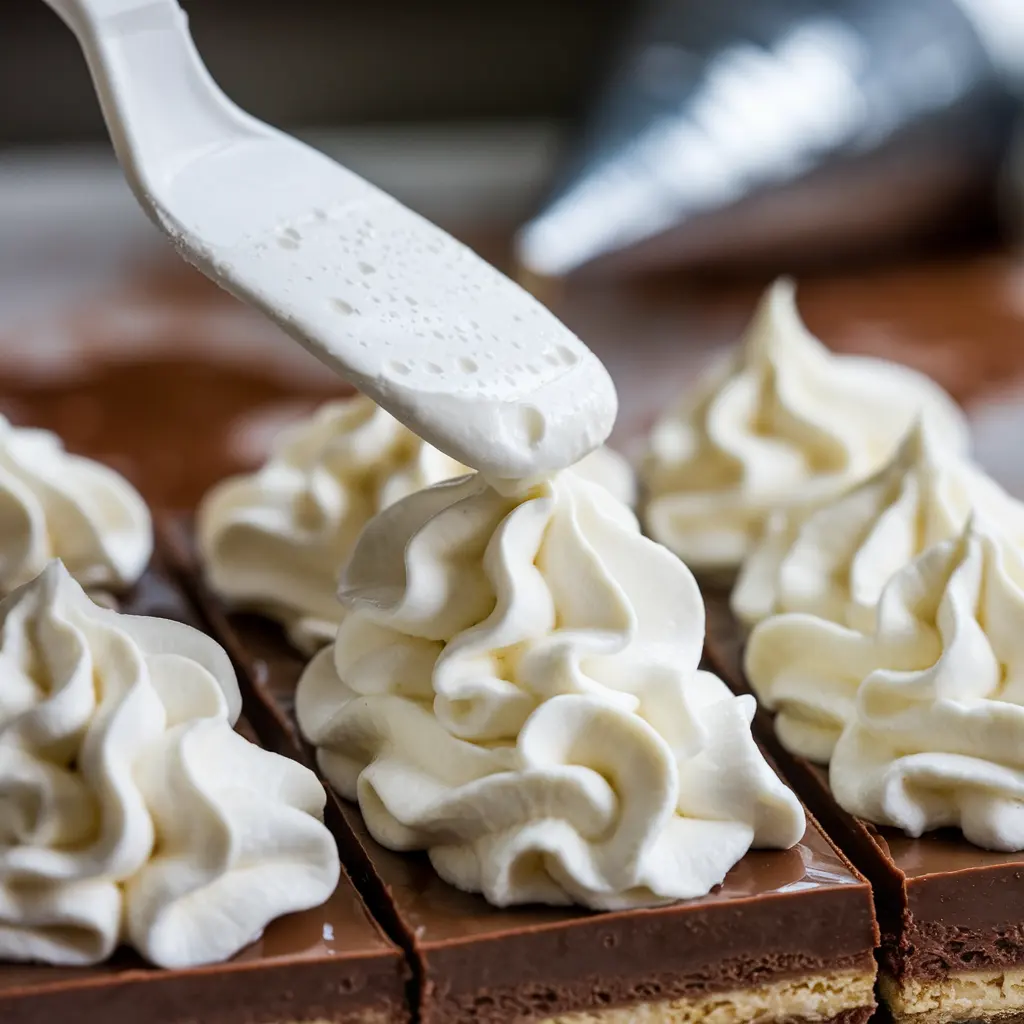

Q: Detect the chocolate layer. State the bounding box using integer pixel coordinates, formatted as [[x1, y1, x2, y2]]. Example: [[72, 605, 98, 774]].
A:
[[703, 587, 1024, 986], [0, 564, 409, 1024], [164, 520, 879, 1024]]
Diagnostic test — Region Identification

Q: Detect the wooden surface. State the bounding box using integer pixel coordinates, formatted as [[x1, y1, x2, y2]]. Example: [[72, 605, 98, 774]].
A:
[[2, 143, 1024, 508], [3, 242, 1024, 509]]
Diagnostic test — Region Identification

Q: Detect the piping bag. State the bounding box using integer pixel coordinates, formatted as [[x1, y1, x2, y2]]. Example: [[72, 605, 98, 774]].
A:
[[517, 0, 1024, 281]]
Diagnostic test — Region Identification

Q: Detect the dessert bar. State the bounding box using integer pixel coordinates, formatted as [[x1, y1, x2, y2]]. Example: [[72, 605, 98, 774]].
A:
[[165, 520, 879, 1024], [0, 566, 409, 1024], [703, 588, 1024, 1024]]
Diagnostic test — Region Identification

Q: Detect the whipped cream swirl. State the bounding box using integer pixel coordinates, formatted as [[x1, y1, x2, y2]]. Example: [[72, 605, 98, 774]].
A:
[[199, 395, 466, 652], [733, 421, 1024, 630], [824, 523, 1024, 851], [296, 470, 803, 910], [0, 562, 339, 968], [641, 279, 970, 572], [0, 416, 152, 595], [199, 394, 636, 652]]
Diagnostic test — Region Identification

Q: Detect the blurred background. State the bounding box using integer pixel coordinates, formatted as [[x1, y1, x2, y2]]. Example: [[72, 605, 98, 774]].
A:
[[4, 0, 1024, 507]]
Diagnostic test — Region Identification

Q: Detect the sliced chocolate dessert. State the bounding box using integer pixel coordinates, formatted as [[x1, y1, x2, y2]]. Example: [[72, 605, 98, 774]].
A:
[[703, 587, 1024, 1024], [164, 519, 879, 1024], [1, 563, 409, 1024], [2, 879, 409, 1024]]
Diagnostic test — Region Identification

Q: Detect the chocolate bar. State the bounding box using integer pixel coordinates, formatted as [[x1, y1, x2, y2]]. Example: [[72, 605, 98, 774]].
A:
[[0, 565, 409, 1024], [703, 587, 1024, 1024], [165, 520, 879, 1024]]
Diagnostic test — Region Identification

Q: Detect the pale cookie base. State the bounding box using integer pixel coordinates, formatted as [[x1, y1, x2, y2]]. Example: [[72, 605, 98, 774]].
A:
[[542, 969, 876, 1024], [881, 968, 1024, 1024]]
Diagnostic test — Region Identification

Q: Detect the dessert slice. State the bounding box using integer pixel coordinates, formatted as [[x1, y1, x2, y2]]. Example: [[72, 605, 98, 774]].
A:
[[0, 559, 409, 1024], [640, 279, 968, 575], [166, 497, 878, 1024], [709, 523, 1024, 1024]]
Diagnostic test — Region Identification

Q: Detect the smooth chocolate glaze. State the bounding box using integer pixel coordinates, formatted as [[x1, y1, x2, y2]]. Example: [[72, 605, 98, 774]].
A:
[[703, 589, 1024, 985], [163, 521, 878, 1024], [0, 563, 409, 1024]]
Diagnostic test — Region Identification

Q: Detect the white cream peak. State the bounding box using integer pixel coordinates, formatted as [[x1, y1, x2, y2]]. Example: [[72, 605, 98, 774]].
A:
[[0, 415, 152, 595], [198, 395, 466, 652], [641, 279, 970, 572], [0, 561, 339, 968], [198, 395, 637, 653], [295, 470, 804, 910], [733, 419, 1024, 630], [825, 521, 1024, 852]]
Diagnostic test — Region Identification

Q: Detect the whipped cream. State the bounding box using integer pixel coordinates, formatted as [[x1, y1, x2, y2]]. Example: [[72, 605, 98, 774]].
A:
[[0, 562, 339, 968], [745, 511, 1024, 769], [296, 470, 804, 910], [0, 415, 152, 595], [571, 443, 637, 508], [733, 420, 1024, 630], [822, 522, 1024, 851], [199, 395, 636, 652], [640, 279, 970, 572], [198, 395, 465, 651]]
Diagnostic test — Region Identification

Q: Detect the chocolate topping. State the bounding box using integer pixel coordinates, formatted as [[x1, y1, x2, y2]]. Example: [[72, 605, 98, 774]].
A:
[[163, 521, 878, 1024], [0, 564, 409, 1024]]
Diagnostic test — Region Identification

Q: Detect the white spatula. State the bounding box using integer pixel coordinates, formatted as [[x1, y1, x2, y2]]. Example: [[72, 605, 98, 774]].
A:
[[41, 0, 617, 481]]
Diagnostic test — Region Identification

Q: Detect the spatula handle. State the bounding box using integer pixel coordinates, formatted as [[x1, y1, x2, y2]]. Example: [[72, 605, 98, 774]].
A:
[[41, 0, 257, 209]]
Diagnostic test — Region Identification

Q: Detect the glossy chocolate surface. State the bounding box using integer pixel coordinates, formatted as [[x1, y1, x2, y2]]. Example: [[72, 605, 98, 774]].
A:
[[703, 589, 1024, 981], [164, 521, 877, 1024], [0, 565, 408, 1024]]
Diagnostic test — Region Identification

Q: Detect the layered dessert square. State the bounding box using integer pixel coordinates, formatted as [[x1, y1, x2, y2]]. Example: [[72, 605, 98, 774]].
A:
[[704, 588, 1024, 1024], [0, 563, 409, 1024], [637, 276, 1024, 1024], [165, 519, 879, 1024], [2, 873, 409, 1024]]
